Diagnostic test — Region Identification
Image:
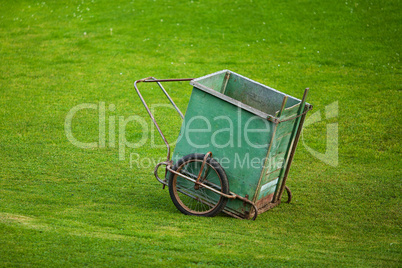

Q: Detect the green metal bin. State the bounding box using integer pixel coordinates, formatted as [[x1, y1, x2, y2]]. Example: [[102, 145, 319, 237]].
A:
[[134, 70, 312, 220]]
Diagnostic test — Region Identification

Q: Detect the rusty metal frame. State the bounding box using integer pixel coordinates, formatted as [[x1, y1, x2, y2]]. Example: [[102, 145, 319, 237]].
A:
[[135, 77, 260, 220], [273, 88, 310, 203], [194, 151, 213, 190], [153, 154, 259, 220], [166, 165, 259, 220], [135, 77, 310, 221], [277, 104, 309, 202], [134, 77, 193, 162]]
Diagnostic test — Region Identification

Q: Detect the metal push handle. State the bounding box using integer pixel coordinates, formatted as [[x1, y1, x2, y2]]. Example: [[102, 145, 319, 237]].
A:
[[134, 77, 193, 161]]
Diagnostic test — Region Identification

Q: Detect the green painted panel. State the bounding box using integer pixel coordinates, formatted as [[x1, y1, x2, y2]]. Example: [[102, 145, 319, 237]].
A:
[[193, 71, 226, 93], [271, 103, 308, 201], [265, 169, 281, 182], [256, 106, 301, 200], [168, 70, 309, 218], [224, 72, 299, 115], [172, 88, 275, 214], [278, 103, 301, 119], [275, 122, 295, 138], [265, 153, 285, 174]]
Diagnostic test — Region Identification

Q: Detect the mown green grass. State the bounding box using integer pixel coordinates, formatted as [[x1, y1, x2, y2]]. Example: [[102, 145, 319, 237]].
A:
[[0, 0, 400, 266]]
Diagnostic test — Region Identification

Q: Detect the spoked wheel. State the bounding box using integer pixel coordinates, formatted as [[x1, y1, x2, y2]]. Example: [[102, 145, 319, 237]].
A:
[[168, 153, 229, 217]]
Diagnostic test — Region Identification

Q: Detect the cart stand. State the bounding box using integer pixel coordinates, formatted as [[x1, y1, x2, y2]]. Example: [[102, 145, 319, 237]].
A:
[[134, 70, 312, 220]]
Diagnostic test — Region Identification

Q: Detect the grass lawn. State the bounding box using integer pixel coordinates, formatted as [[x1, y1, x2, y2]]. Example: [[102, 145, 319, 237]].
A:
[[0, 0, 400, 266]]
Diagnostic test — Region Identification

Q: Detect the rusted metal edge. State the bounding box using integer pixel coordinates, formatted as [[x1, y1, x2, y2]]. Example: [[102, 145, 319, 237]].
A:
[[284, 186, 292, 203], [139, 78, 194, 83], [273, 88, 310, 202], [194, 152, 213, 190], [256, 200, 281, 215], [153, 161, 172, 186], [166, 165, 237, 199], [197, 152, 213, 181], [192, 70, 302, 103], [220, 208, 245, 219], [222, 198, 259, 220], [278, 96, 289, 117], [278, 104, 313, 123], [277, 105, 310, 202], [134, 77, 193, 161], [190, 70, 312, 123], [155, 161, 258, 220], [265, 166, 283, 176], [220, 71, 231, 94], [252, 95, 287, 205], [252, 117, 280, 204], [234, 194, 259, 220], [191, 81, 276, 121], [190, 81, 312, 124]]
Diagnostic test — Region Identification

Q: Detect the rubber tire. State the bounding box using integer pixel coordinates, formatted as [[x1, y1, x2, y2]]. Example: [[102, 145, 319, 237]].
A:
[[168, 153, 229, 217]]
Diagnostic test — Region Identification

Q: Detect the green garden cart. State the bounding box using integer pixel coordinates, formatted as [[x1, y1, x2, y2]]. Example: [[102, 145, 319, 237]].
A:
[[134, 70, 312, 220]]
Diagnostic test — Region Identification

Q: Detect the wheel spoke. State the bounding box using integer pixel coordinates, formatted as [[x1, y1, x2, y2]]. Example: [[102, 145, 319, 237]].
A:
[[176, 161, 220, 213]]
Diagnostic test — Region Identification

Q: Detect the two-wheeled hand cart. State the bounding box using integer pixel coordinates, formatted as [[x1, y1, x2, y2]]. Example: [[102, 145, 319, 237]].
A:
[[134, 70, 312, 220]]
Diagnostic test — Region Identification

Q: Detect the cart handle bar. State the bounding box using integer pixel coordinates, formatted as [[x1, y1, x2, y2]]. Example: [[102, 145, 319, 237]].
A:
[[134, 77, 194, 161]]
